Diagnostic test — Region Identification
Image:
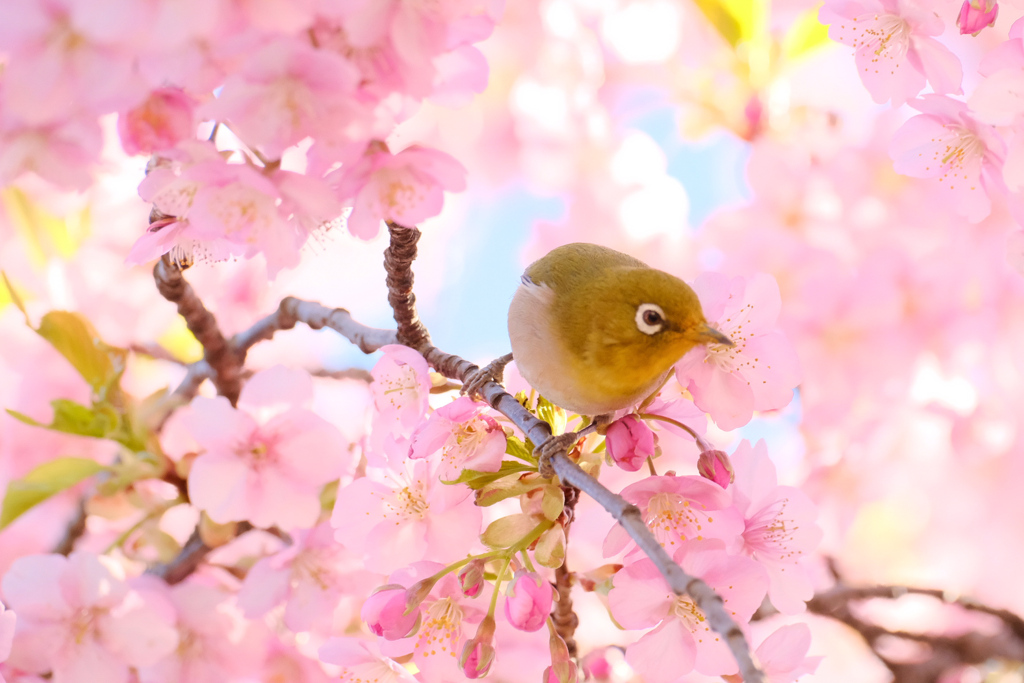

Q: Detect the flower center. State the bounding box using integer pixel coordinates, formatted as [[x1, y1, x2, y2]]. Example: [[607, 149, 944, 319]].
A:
[[415, 598, 463, 660], [646, 492, 711, 548]]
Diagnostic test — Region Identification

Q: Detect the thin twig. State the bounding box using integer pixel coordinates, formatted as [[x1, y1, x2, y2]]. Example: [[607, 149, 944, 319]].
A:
[[148, 522, 253, 585], [380, 225, 766, 682], [53, 499, 87, 556]]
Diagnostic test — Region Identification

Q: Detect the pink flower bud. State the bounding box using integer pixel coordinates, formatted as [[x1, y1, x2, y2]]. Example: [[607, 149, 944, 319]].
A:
[[503, 570, 553, 632], [544, 631, 578, 683], [697, 449, 735, 489], [957, 0, 998, 35], [604, 415, 655, 472], [460, 616, 496, 678], [458, 559, 486, 598], [361, 584, 420, 640]]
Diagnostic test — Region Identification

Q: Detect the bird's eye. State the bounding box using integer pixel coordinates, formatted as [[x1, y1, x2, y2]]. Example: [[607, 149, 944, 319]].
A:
[[635, 303, 665, 335]]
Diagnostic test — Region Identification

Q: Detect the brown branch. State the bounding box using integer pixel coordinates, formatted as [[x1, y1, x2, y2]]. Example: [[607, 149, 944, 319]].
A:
[[148, 522, 254, 585], [553, 562, 579, 659], [380, 225, 766, 683], [148, 528, 209, 585], [807, 582, 1024, 682], [384, 222, 431, 349], [53, 499, 87, 556], [154, 254, 242, 404]]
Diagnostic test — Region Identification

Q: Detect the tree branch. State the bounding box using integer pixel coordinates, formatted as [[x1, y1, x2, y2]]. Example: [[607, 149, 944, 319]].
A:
[[807, 580, 1024, 682], [153, 254, 242, 404], [380, 224, 766, 682], [52, 499, 87, 556]]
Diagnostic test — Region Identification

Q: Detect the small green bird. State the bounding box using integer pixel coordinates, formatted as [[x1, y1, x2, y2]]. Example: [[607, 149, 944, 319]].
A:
[[508, 243, 732, 417]]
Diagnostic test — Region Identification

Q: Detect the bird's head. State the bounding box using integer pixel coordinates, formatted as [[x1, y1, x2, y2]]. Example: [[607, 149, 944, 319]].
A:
[[585, 268, 733, 374]]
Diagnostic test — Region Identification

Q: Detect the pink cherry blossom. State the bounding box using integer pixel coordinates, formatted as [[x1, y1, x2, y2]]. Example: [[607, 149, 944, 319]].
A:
[[409, 396, 506, 480], [0, 0, 147, 125], [128, 141, 341, 276], [0, 553, 178, 683], [236, 523, 376, 634], [958, 0, 998, 35], [332, 143, 467, 239], [730, 440, 823, 614], [406, 571, 486, 683], [368, 345, 433, 466], [170, 365, 350, 530], [319, 638, 418, 683], [608, 544, 769, 679], [135, 580, 264, 683], [330, 459, 482, 572], [819, 0, 963, 107], [117, 88, 196, 156], [753, 623, 822, 683], [200, 39, 361, 159], [604, 414, 656, 472], [503, 570, 553, 632], [0, 108, 102, 190], [602, 475, 744, 559], [675, 273, 800, 431], [890, 95, 1010, 223]]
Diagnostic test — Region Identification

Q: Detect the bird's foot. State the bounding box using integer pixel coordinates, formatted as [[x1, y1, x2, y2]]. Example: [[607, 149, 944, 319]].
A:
[[588, 413, 615, 436], [461, 353, 513, 402], [534, 431, 581, 479]]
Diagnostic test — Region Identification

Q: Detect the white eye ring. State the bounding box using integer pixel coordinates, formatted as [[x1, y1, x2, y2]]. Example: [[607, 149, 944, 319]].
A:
[[635, 303, 665, 335]]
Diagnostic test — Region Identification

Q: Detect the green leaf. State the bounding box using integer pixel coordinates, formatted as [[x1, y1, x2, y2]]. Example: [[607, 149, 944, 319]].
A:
[[7, 400, 115, 440], [1, 457, 107, 529], [476, 476, 543, 507], [505, 435, 536, 464], [535, 525, 566, 569], [444, 460, 535, 490], [783, 6, 831, 60], [535, 396, 566, 436], [35, 311, 127, 399], [50, 399, 116, 438], [481, 513, 542, 549], [540, 486, 565, 522]]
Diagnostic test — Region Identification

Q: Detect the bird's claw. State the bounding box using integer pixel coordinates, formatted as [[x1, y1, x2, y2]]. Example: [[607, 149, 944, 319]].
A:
[[461, 353, 513, 402], [534, 431, 581, 479]]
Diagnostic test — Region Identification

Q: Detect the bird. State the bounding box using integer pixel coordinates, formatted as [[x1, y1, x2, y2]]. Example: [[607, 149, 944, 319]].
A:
[[506, 242, 732, 418]]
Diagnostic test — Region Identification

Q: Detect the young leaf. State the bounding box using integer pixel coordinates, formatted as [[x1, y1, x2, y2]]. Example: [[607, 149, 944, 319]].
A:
[[1, 457, 107, 529], [35, 311, 127, 398], [7, 400, 115, 440], [444, 460, 535, 489]]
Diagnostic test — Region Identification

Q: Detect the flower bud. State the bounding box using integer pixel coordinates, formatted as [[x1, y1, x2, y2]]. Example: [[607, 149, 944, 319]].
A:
[[460, 616, 496, 678], [504, 570, 553, 632], [458, 559, 486, 598], [957, 0, 998, 35], [697, 449, 735, 489], [361, 584, 421, 640], [543, 632, 578, 683], [604, 415, 655, 472]]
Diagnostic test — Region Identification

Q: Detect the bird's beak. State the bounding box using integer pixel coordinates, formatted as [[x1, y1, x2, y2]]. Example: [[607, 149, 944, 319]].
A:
[[697, 324, 734, 348]]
